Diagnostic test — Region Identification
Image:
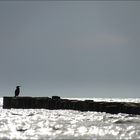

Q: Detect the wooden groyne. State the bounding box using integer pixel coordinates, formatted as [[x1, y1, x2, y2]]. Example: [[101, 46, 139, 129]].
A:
[[3, 96, 140, 115]]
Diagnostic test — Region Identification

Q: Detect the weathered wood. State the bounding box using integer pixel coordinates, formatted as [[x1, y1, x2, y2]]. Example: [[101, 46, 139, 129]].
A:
[[3, 96, 140, 115]]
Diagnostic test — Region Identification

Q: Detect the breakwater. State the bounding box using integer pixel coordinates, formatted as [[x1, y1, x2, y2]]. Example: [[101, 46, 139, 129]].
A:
[[3, 96, 140, 115]]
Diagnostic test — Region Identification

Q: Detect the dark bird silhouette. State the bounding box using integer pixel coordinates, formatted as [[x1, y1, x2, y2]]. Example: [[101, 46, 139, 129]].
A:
[[15, 86, 20, 97]]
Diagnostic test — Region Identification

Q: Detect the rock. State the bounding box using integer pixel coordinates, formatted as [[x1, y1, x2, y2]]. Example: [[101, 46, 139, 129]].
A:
[[3, 96, 140, 115]]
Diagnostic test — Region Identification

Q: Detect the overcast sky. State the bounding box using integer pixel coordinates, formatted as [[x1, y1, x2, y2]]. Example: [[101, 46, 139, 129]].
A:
[[0, 1, 140, 98]]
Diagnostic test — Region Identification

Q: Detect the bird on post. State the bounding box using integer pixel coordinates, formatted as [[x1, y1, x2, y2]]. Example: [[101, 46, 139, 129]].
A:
[[15, 86, 20, 97]]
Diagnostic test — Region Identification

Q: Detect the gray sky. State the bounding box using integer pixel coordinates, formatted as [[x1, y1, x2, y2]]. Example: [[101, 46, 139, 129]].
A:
[[0, 1, 140, 98]]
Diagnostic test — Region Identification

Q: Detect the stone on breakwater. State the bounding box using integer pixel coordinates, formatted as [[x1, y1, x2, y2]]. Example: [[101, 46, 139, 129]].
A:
[[3, 96, 140, 115], [52, 96, 60, 100]]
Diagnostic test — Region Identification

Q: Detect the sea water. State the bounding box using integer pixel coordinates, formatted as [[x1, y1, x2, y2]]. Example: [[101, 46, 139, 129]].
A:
[[0, 97, 140, 139]]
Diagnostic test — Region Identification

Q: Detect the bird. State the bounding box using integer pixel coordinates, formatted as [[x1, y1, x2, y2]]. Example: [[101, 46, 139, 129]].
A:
[[15, 86, 20, 97]]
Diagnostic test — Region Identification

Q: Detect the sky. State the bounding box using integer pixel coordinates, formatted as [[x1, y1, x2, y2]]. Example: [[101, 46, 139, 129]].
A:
[[0, 1, 140, 98]]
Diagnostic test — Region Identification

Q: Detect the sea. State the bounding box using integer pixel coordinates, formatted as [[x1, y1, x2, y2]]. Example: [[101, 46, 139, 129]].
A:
[[0, 97, 140, 139]]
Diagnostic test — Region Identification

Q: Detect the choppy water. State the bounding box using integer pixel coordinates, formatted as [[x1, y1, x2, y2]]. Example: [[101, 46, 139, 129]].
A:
[[0, 97, 140, 139]]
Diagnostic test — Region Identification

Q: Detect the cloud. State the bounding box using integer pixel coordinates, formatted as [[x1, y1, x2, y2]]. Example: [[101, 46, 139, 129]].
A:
[[76, 32, 128, 49], [95, 32, 128, 47]]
